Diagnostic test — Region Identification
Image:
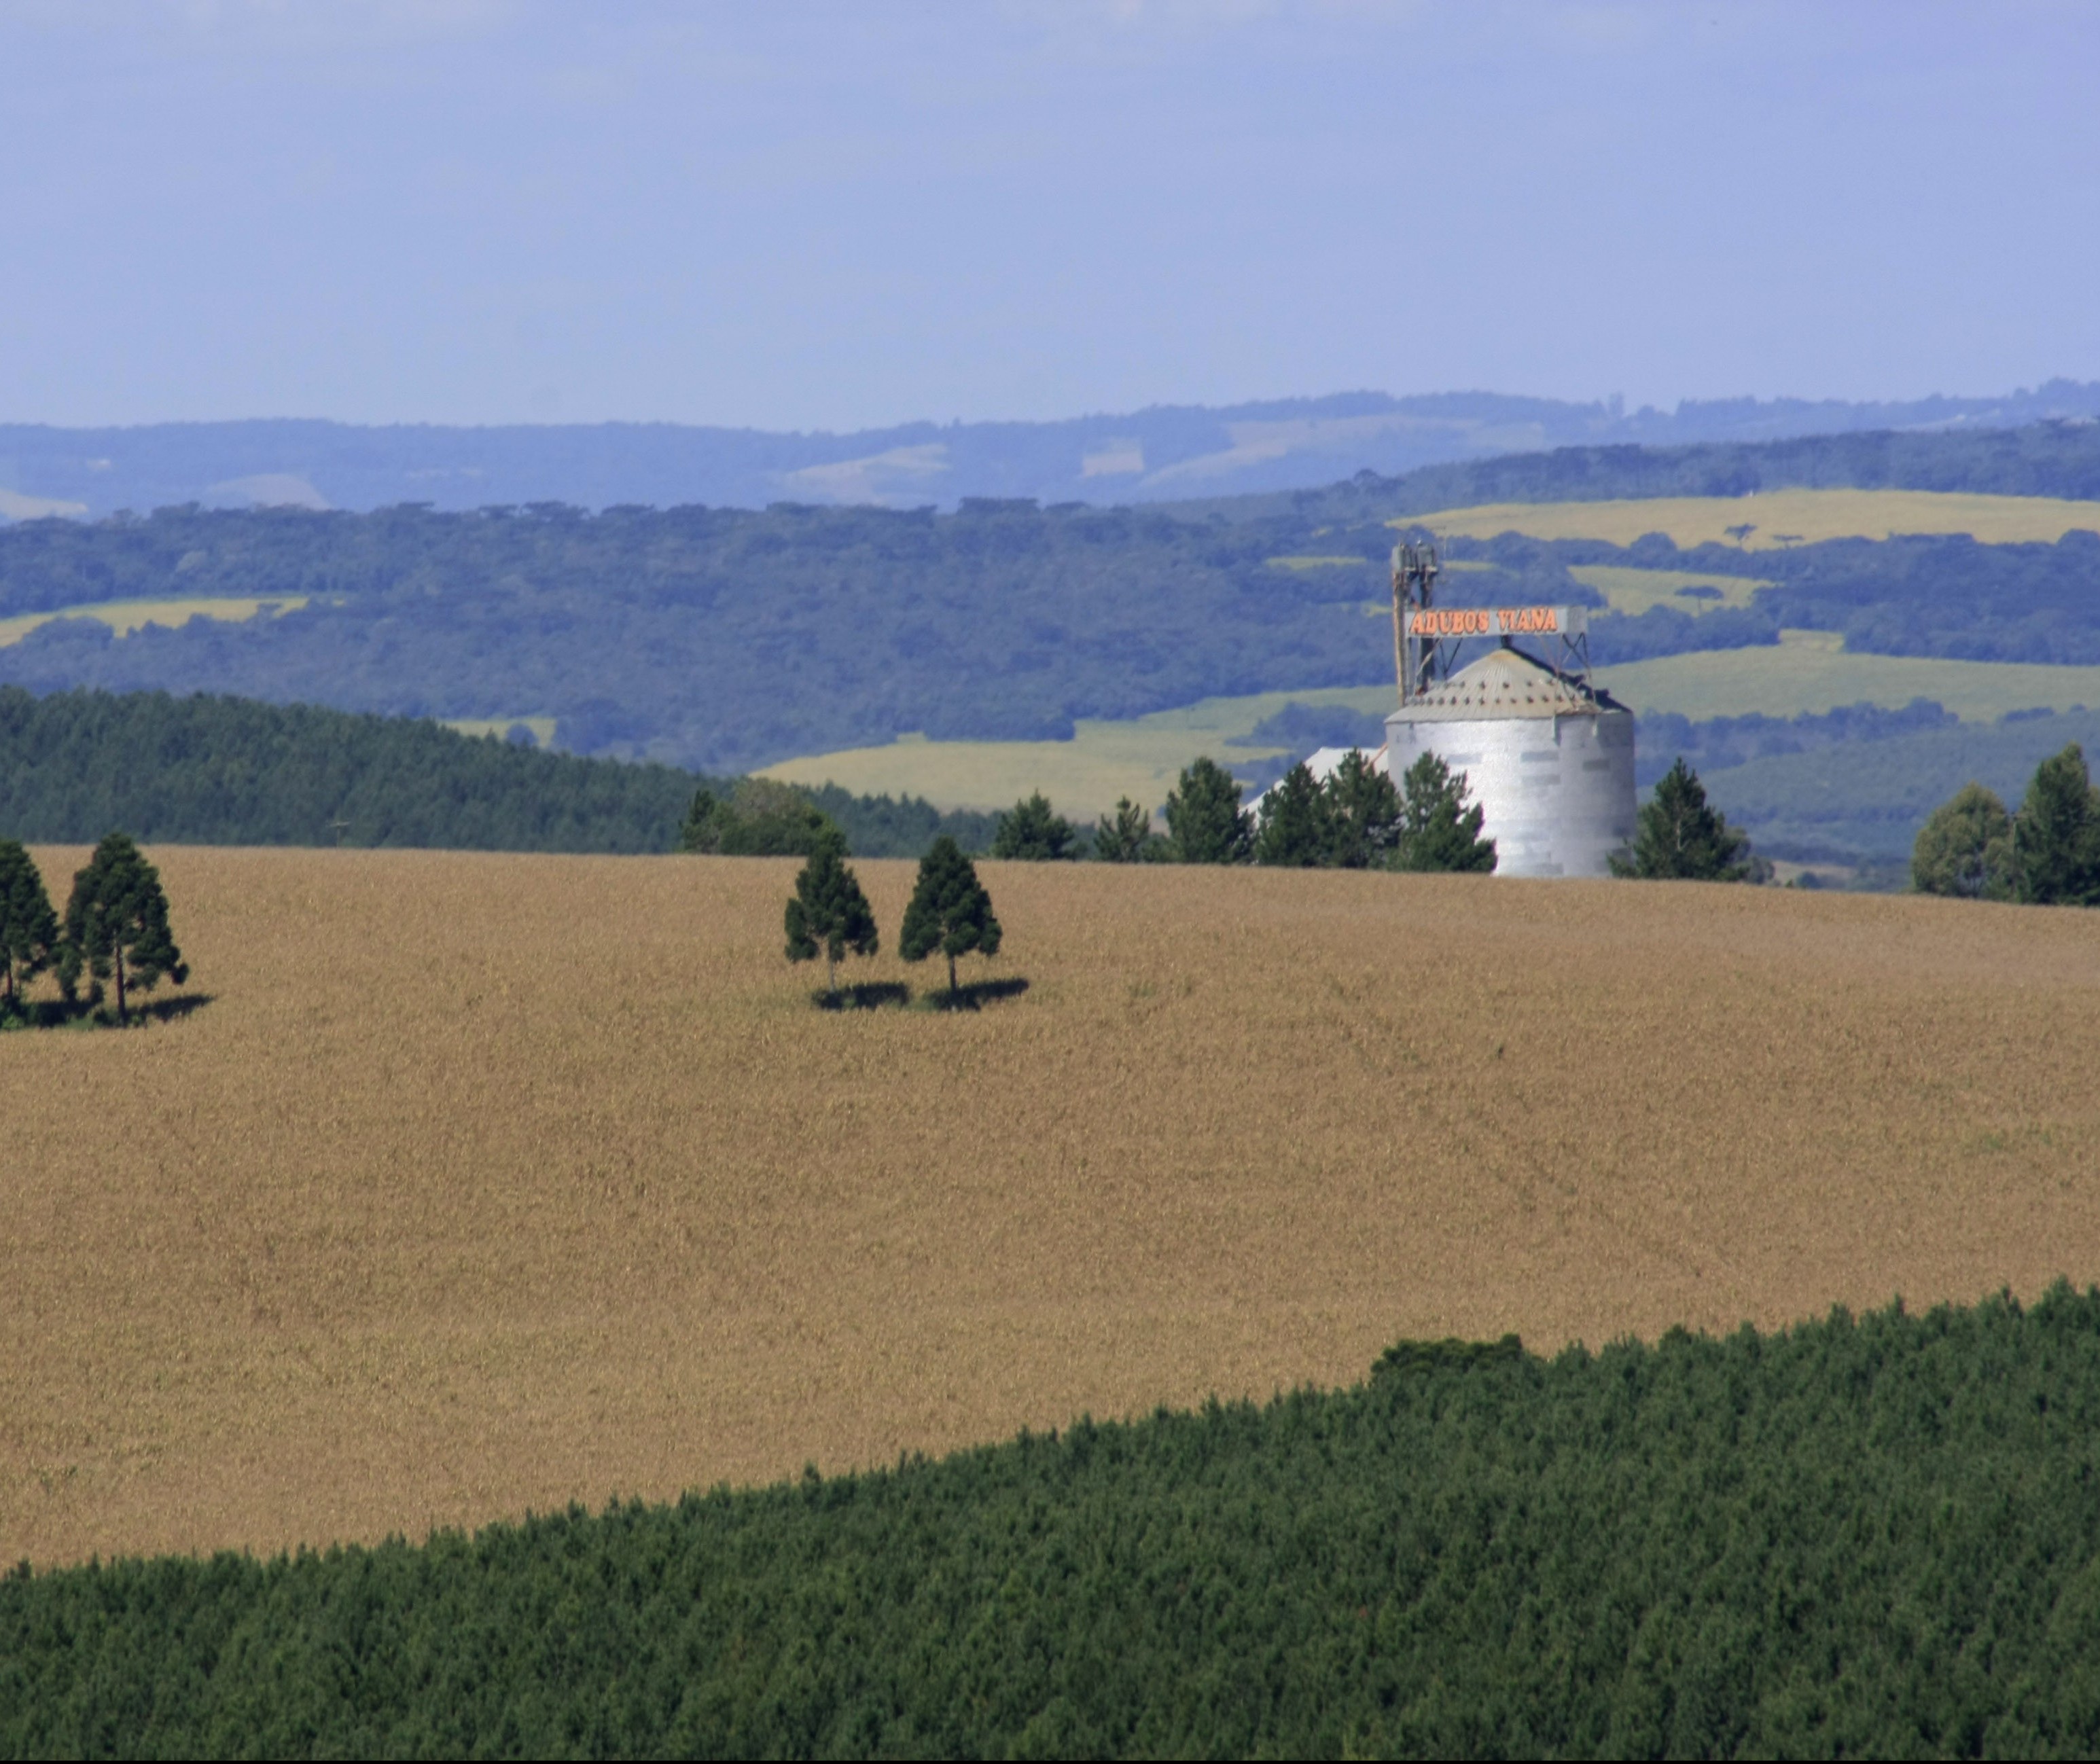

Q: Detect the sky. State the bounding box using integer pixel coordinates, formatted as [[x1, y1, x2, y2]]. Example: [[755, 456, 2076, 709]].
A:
[[1, 0, 2095, 432]]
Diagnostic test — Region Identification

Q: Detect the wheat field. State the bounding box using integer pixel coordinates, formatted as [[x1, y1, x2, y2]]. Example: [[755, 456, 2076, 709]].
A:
[[1405, 487, 2100, 550], [6, 846, 2100, 1570]]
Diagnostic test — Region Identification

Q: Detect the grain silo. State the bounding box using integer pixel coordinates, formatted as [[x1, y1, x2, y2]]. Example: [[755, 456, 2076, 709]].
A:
[[1381, 543, 1637, 878]]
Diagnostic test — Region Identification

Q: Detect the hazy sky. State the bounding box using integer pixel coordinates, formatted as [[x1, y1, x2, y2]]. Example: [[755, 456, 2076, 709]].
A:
[[3, 1, 2095, 431]]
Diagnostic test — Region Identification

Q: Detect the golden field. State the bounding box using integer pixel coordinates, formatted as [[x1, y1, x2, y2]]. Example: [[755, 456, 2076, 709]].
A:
[[1403, 486, 2100, 550], [0, 595, 309, 649], [7, 846, 2100, 1571]]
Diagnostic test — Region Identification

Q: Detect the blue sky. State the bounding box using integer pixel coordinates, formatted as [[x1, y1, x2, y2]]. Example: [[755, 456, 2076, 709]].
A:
[[2, 1, 2095, 430]]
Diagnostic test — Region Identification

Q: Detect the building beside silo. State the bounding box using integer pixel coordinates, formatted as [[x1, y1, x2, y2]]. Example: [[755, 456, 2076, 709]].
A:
[[1383, 645, 1636, 878]]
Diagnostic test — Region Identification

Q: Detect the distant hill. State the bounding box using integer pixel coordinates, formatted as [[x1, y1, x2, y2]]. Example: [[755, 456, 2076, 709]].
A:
[[3, 382, 2098, 519], [0, 687, 993, 858], [2, 424, 2096, 774]]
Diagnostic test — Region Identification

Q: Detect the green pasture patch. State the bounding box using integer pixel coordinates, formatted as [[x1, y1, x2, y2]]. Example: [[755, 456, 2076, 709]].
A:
[[1569, 564, 1770, 617], [440, 716, 559, 749], [1597, 633, 2100, 721]]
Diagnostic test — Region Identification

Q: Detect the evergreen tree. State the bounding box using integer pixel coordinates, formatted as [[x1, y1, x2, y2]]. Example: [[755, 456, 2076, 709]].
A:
[[2012, 742, 2100, 905], [1392, 753, 1497, 874], [1912, 783, 2016, 900], [0, 839, 60, 1011], [1609, 758, 1753, 881], [1091, 797, 1156, 863], [783, 831, 879, 1003], [60, 832, 188, 1024], [900, 835, 1002, 998], [682, 779, 839, 857], [1162, 758, 1251, 865], [991, 792, 1082, 861], [1324, 749, 1402, 869], [1252, 764, 1332, 866]]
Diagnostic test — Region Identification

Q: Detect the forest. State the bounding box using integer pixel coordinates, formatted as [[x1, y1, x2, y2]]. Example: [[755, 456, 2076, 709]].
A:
[[0, 687, 990, 859], [0, 422, 2095, 773], [8, 1291, 2100, 1758]]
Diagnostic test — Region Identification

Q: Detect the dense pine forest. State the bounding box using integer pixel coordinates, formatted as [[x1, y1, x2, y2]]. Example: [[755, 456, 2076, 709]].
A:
[[7, 1292, 2100, 1758], [0, 687, 991, 858], [1, 423, 2096, 772]]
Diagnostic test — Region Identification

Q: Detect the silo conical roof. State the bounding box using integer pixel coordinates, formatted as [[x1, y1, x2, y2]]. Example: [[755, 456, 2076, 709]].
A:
[[1398, 645, 1628, 722]]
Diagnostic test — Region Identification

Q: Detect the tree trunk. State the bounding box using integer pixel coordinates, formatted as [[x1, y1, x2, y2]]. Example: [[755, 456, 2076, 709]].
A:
[[947, 950, 957, 998], [827, 947, 838, 1004], [114, 946, 126, 1026]]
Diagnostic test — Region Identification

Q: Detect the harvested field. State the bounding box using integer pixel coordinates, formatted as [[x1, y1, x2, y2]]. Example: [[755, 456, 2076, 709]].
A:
[[6, 847, 2100, 1570]]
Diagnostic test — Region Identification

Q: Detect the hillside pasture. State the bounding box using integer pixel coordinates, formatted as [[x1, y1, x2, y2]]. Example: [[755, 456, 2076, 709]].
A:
[[5, 848, 2100, 1571], [1569, 564, 1770, 617], [1406, 487, 2100, 550], [1596, 631, 2100, 720]]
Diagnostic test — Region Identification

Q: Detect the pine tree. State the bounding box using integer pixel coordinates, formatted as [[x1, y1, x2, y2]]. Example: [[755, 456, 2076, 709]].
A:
[[1609, 758, 1753, 882], [61, 832, 188, 1025], [0, 839, 60, 1012], [1392, 753, 1497, 874], [783, 831, 879, 1003], [1912, 783, 2016, 900], [991, 792, 1081, 861], [2013, 743, 2100, 905], [900, 835, 1002, 998], [1092, 797, 1156, 863], [1162, 758, 1251, 864], [1324, 749, 1402, 869], [1252, 763, 1332, 866]]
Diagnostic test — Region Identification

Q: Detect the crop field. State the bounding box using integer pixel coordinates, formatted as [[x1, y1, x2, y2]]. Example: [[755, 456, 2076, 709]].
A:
[[1595, 630, 2100, 719], [1404, 486, 2100, 549], [6, 846, 2100, 1573], [758, 685, 1398, 814], [0, 595, 309, 649], [1567, 563, 1770, 617], [761, 640, 2100, 813]]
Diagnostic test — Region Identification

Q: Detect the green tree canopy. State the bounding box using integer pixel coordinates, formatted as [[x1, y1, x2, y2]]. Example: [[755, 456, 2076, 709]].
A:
[[1163, 758, 1251, 865], [1392, 753, 1497, 874], [900, 835, 1003, 997], [0, 838, 60, 1011], [60, 832, 188, 1024], [1324, 749, 1403, 869], [991, 792, 1082, 861], [783, 831, 879, 1002], [1912, 782, 2016, 900], [2012, 742, 2100, 905], [1609, 757, 1754, 882], [1252, 764, 1332, 867], [681, 779, 839, 857], [1091, 797, 1158, 863]]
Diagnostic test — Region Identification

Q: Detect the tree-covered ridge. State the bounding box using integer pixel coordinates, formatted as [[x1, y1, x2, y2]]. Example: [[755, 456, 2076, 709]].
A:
[[0, 687, 990, 859], [1, 425, 2096, 772], [8, 1291, 2100, 1757]]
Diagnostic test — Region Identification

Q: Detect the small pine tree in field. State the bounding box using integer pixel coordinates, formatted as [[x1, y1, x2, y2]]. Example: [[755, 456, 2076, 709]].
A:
[[1392, 753, 1497, 874], [2012, 743, 2100, 905], [1252, 763, 1332, 867], [1163, 758, 1251, 864], [784, 832, 878, 1003], [1092, 797, 1156, 863], [991, 792, 1082, 861], [1912, 783, 2016, 900], [900, 835, 1001, 998], [0, 839, 60, 1012], [61, 832, 188, 1025], [1609, 758, 1753, 882], [1324, 749, 1402, 869]]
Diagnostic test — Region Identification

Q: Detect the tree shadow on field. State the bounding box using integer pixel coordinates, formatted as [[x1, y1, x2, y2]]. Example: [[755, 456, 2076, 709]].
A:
[[915, 976, 1030, 1013], [0, 992, 216, 1032], [811, 982, 912, 1012]]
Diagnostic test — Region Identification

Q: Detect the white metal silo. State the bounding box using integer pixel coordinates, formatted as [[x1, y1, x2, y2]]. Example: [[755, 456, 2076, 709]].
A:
[[1383, 645, 1637, 878]]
